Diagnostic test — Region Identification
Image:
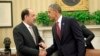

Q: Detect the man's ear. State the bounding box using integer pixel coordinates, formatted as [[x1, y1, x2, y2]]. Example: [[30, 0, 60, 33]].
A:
[[24, 15, 27, 19]]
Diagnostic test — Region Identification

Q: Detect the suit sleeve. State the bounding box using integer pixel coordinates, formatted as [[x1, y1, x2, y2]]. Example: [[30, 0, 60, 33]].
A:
[[81, 25, 95, 44], [46, 39, 57, 56], [13, 27, 39, 56], [70, 19, 85, 56]]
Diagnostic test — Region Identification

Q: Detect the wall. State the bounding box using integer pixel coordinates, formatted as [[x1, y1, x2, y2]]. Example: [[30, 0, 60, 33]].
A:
[[0, 0, 100, 49], [89, 0, 100, 13], [0, 0, 54, 48]]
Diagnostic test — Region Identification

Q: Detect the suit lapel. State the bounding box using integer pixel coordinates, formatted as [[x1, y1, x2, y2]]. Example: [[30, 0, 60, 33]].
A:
[[21, 23, 36, 45], [53, 17, 65, 43], [32, 25, 38, 45], [61, 17, 66, 43], [53, 23, 57, 39]]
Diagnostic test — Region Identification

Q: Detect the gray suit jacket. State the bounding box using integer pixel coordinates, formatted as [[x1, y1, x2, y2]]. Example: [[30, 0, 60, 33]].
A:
[[13, 22, 43, 56]]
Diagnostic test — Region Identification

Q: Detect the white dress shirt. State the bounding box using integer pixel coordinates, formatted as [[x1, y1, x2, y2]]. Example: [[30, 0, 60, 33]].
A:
[[56, 15, 62, 29]]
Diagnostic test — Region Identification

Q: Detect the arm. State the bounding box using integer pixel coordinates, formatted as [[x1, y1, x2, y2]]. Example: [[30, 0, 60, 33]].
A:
[[46, 39, 57, 56], [70, 19, 85, 56], [13, 27, 39, 55], [34, 26, 47, 49], [81, 25, 95, 44]]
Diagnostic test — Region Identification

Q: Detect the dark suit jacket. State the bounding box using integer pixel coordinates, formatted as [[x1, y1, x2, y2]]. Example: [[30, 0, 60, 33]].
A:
[[80, 24, 95, 49], [13, 22, 43, 56], [47, 17, 85, 56]]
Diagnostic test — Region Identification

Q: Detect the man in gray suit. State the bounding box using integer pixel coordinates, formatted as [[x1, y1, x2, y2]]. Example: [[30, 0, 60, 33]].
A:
[[13, 8, 47, 56]]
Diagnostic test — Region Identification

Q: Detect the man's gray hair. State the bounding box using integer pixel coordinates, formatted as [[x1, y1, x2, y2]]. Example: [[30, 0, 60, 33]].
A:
[[49, 3, 62, 13]]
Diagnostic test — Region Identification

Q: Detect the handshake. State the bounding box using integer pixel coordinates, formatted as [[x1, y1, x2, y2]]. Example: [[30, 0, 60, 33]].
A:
[[39, 42, 47, 56]]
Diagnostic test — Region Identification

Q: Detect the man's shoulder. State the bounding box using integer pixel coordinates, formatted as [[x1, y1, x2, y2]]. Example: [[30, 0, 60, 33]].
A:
[[62, 16, 77, 22], [13, 22, 23, 30]]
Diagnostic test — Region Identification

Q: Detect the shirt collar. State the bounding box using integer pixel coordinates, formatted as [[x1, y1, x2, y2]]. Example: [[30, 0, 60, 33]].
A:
[[57, 15, 62, 23], [23, 21, 30, 28]]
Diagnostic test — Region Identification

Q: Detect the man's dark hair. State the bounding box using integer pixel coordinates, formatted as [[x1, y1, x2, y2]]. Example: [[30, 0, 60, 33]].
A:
[[49, 3, 62, 13], [21, 9, 29, 21]]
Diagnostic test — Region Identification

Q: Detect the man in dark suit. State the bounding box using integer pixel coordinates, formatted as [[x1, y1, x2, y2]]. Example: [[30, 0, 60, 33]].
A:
[[46, 4, 85, 56], [13, 8, 47, 56], [79, 24, 95, 49]]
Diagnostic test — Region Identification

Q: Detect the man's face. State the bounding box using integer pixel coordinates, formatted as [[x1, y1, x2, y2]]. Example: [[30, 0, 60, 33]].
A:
[[26, 9, 36, 25], [48, 7, 57, 21]]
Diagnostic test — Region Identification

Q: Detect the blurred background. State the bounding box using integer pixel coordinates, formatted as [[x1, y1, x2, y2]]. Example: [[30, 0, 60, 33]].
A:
[[0, 0, 100, 55]]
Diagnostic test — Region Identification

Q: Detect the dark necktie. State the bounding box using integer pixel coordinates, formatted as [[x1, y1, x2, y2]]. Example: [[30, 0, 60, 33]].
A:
[[56, 22, 61, 40]]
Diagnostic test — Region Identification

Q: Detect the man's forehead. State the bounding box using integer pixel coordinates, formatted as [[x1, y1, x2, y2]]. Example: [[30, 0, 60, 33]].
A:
[[29, 9, 33, 12]]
